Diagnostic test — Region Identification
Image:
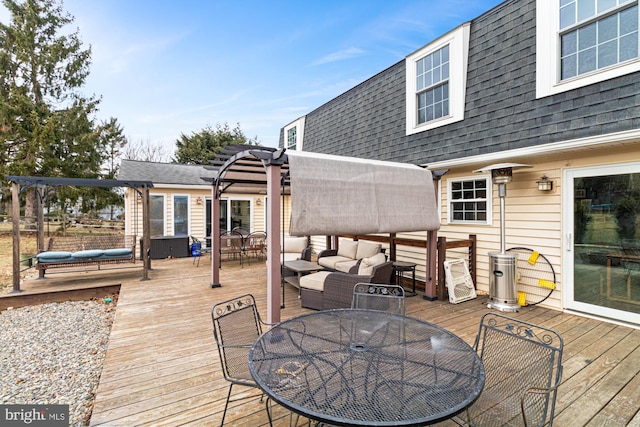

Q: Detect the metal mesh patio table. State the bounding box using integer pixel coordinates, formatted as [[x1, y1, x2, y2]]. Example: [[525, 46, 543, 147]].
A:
[[249, 309, 485, 426]]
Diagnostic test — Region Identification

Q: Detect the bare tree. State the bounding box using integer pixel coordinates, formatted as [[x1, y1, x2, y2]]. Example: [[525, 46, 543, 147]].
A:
[[123, 139, 172, 163]]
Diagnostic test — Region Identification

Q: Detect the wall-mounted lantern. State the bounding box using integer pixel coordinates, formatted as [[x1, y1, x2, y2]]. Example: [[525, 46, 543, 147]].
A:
[[537, 175, 553, 192]]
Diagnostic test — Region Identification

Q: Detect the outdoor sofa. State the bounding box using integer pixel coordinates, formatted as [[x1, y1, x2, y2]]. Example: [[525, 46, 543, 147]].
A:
[[316, 238, 383, 272], [300, 253, 393, 310]]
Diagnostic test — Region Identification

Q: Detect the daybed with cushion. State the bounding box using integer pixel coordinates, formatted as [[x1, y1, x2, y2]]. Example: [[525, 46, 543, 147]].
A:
[[317, 238, 382, 273], [300, 254, 393, 310], [36, 235, 136, 278]]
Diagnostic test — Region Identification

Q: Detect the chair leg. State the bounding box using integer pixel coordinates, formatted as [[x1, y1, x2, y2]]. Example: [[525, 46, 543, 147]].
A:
[[220, 383, 234, 427], [265, 396, 273, 426]]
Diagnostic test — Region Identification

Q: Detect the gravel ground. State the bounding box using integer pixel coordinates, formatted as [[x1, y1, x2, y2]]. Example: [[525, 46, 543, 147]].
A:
[[0, 298, 116, 426]]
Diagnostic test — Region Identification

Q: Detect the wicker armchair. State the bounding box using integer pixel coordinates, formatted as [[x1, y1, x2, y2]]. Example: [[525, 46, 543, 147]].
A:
[[300, 261, 394, 310]]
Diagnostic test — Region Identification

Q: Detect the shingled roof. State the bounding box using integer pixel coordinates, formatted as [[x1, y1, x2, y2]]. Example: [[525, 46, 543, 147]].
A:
[[119, 159, 217, 186]]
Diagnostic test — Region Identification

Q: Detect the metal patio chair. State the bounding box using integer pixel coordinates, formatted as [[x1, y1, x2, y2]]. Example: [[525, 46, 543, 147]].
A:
[[351, 283, 406, 315], [245, 231, 267, 263], [211, 294, 273, 426], [219, 230, 246, 267], [457, 312, 564, 427]]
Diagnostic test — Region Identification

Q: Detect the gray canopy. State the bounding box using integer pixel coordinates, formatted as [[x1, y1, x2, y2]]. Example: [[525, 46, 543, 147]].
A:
[[287, 151, 440, 236]]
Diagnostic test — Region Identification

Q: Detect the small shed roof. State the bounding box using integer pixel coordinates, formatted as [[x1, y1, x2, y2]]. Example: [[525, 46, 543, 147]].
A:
[[119, 160, 215, 186]]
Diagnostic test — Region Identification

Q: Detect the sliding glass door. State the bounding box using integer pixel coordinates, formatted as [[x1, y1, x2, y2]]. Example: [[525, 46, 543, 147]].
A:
[[565, 163, 640, 325]]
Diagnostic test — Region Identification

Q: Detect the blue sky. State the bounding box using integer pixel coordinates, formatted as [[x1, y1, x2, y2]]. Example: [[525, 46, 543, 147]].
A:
[[2, 0, 504, 157]]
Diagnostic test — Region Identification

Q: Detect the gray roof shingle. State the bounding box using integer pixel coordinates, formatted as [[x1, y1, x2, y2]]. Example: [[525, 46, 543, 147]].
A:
[[118, 160, 216, 186]]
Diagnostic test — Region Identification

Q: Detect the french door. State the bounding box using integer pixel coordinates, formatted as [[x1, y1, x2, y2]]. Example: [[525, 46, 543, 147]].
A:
[[564, 162, 640, 325]]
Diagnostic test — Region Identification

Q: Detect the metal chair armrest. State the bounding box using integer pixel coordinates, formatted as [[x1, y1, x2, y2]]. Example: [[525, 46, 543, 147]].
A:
[[520, 365, 563, 425]]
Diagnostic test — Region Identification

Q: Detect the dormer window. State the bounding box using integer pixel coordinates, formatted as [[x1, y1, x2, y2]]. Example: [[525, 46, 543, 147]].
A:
[[537, 0, 640, 97], [284, 117, 305, 151], [406, 24, 470, 135]]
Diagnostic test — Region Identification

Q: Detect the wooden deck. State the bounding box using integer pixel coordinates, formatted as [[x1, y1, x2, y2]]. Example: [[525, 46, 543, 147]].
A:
[[18, 255, 640, 426]]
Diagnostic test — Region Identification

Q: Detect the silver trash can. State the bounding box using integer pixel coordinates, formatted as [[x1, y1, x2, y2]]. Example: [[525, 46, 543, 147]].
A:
[[487, 252, 519, 312]]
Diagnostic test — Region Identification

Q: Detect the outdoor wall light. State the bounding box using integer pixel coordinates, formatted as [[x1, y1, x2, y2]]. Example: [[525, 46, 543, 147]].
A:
[[256, 198, 262, 206], [537, 175, 553, 191], [196, 196, 204, 205]]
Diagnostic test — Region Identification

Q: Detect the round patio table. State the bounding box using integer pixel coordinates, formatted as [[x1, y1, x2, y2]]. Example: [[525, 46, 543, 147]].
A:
[[249, 309, 485, 426]]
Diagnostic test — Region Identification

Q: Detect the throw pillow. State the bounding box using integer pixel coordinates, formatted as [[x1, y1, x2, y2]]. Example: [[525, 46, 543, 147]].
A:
[[358, 252, 387, 275], [337, 239, 358, 259], [355, 240, 382, 259]]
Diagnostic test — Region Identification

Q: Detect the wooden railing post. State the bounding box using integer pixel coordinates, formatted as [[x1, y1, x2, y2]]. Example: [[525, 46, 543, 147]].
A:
[[469, 234, 477, 288]]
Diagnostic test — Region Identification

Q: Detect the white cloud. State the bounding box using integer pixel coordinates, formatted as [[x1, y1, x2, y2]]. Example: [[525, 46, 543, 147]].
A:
[[312, 47, 366, 66]]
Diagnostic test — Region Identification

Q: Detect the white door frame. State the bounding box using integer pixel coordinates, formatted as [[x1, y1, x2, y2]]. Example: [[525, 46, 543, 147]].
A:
[[563, 161, 640, 326]]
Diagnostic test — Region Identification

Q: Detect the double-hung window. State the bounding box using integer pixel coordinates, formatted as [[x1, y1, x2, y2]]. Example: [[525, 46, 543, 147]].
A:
[[448, 177, 491, 224], [560, 0, 638, 79], [537, 0, 640, 97], [416, 45, 450, 124], [406, 24, 470, 135]]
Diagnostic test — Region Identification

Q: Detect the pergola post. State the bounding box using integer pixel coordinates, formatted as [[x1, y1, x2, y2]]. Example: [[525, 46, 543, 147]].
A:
[[36, 186, 44, 254], [265, 163, 282, 324], [211, 187, 221, 288], [424, 170, 446, 301], [141, 184, 151, 280], [11, 182, 22, 293]]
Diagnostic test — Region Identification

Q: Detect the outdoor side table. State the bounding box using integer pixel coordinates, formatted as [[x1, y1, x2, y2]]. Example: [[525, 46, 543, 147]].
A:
[[393, 261, 417, 296], [249, 309, 485, 426]]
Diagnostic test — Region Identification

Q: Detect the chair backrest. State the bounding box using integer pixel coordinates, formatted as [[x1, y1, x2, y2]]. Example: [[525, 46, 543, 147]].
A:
[[246, 231, 267, 251], [468, 312, 563, 427], [232, 227, 250, 237], [352, 283, 406, 315], [211, 294, 263, 386], [220, 231, 244, 253]]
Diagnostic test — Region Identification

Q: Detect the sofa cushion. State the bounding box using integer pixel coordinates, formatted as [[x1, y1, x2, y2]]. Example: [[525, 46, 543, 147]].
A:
[[300, 271, 331, 291], [102, 248, 133, 257], [281, 252, 302, 263], [36, 251, 73, 262], [358, 252, 387, 276], [337, 239, 358, 259], [71, 249, 105, 259], [355, 240, 382, 260], [318, 255, 351, 269], [282, 236, 307, 254], [334, 259, 358, 273]]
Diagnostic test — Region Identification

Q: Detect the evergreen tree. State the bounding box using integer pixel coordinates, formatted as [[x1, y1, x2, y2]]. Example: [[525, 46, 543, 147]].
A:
[[0, 0, 101, 216], [173, 122, 258, 165]]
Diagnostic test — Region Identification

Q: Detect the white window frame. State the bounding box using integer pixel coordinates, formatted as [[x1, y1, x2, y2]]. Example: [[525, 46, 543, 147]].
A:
[[149, 193, 166, 237], [446, 175, 493, 225], [536, 0, 640, 98], [284, 116, 305, 151], [172, 194, 190, 236], [406, 23, 470, 136]]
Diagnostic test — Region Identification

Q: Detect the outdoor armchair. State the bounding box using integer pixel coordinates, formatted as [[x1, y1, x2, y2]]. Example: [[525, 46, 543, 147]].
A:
[[457, 312, 564, 427]]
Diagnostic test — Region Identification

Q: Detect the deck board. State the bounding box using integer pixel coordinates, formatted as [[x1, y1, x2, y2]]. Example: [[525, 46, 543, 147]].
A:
[[18, 255, 640, 426]]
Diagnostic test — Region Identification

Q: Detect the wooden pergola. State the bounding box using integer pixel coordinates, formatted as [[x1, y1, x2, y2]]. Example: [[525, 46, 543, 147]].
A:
[[6, 176, 154, 292]]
